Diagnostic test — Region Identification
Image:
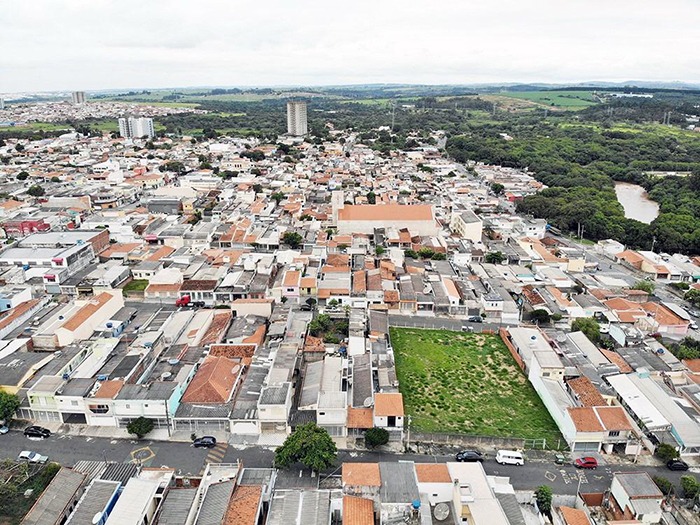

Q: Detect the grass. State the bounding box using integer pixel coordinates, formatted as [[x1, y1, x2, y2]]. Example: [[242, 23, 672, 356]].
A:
[[122, 279, 149, 293], [391, 328, 561, 441], [496, 90, 598, 109], [0, 461, 60, 524]]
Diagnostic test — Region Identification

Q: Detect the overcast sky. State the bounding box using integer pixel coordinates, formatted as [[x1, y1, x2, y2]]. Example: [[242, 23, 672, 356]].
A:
[[2, 0, 699, 93]]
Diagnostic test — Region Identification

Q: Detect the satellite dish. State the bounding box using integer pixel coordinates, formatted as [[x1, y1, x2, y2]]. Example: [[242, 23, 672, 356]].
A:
[[92, 512, 103, 525], [363, 397, 373, 408], [231, 365, 241, 374], [434, 503, 450, 521]]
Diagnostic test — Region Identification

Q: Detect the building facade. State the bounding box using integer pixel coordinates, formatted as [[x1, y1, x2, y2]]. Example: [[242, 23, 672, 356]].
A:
[[286, 101, 308, 136]]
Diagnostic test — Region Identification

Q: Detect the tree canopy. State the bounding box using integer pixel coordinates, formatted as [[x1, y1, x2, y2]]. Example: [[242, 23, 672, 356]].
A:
[[127, 416, 154, 439], [274, 423, 337, 472], [0, 389, 20, 422], [571, 317, 601, 343]]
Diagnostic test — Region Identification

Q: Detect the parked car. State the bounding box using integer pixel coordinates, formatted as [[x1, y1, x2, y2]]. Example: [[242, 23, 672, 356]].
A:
[[193, 436, 217, 448], [18, 450, 48, 464], [24, 426, 51, 440], [690, 322, 698, 331], [573, 457, 598, 469], [554, 453, 567, 465], [495, 450, 524, 466], [466, 316, 483, 323], [0, 425, 9, 434], [299, 304, 313, 311], [688, 309, 700, 318], [666, 459, 689, 471], [455, 450, 484, 462], [461, 326, 474, 332]]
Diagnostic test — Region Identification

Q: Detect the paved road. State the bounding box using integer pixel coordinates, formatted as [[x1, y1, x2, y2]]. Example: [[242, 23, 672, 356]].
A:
[[388, 314, 501, 333], [3, 431, 694, 494]]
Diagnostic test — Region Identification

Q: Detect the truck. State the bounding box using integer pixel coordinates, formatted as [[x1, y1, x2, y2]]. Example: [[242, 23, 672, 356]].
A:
[[176, 295, 205, 308]]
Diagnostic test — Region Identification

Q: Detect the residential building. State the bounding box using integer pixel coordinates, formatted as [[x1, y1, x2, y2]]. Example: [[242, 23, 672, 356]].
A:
[[286, 100, 308, 136]]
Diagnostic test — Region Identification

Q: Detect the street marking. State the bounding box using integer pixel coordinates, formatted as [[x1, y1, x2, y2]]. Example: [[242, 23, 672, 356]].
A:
[[544, 471, 557, 482], [130, 446, 155, 465], [85, 437, 93, 442], [560, 470, 572, 484]]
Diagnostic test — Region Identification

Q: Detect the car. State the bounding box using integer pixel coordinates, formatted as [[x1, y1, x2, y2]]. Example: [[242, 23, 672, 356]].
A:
[[573, 457, 598, 469], [455, 450, 484, 462], [299, 304, 312, 311], [23, 426, 51, 440], [689, 309, 700, 318], [466, 316, 483, 323], [0, 425, 9, 434], [18, 450, 48, 464], [666, 459, 689, 471], [461, 326, 474, 332], [691, 322, 698, 330], [554, 453, 567, 465], [192, 436, 217, 448]]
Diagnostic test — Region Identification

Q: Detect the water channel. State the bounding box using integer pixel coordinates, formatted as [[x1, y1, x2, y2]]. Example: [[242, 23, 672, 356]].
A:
[[614, 182, 659, 224]]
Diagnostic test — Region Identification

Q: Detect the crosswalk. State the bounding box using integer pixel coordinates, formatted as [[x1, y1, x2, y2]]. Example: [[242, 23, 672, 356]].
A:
[[199, 443, 228, 474]]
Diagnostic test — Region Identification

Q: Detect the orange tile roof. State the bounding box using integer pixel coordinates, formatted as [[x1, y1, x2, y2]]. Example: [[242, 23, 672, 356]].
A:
[[683, 359, 700, 373], [62, 293, 114, 332], [0, 199, 24, 210], [209, 344, 256, 359], [560, 506, 592, 525], [224, 485, 261, 525], [641, 302, 687, 326], [146, 245, 175, 262], [342, 463, 381, 487], [327, 254, 350, 267], [283, 270, 301, 287], [181, 356, 241, 403], [374, 393, 404, 417], [567, 407, 604, 432], [347, 408, 373, 429], [415, 464, 451, 483], [200, 311, 233, 346], [338, 204, 433, 222], [318, 288, 349, 298], [242, 325, 266, 347], [383, 290, 399, 303], [0, 299, 40, 331], [599, 349, 633, 373], [93, 380, 124, 399], [596, 406, 633, 431], [568, 376, 607, 407], [101, 242, 141, 258], [145, 283, 182, 293], [353, 270, 367, 294], [342, 496, 374, 525]]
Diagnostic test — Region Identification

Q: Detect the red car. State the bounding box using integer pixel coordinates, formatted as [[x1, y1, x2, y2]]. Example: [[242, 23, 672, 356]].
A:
[[574, 457, 598, 469]]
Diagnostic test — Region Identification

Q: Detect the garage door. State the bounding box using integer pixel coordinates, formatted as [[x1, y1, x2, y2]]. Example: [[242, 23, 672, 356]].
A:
[[573, 442, 599, 452]]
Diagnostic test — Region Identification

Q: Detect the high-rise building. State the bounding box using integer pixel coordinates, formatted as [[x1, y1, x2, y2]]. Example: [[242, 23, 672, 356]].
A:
[[286, 101, 308, 136], [118, 117, 155, 139], [71, 91, 86, 105], [0, 98, 4, 110]]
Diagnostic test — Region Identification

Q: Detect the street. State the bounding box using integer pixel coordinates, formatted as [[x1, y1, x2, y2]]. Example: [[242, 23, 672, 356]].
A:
[[2, 430, 695, 494]]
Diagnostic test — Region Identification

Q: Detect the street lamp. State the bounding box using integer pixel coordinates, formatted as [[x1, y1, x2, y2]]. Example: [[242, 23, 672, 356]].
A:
[[405, 415, 412, 453]]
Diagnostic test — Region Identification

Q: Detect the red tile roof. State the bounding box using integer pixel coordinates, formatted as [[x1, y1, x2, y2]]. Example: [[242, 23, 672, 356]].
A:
[[342, 496, 374, 525], [374, 393, 404, 417], [224, 485, 261, 525], [62, 292, 114, 332], [181, 356, 241, 403], [342, 463, 381, 487], [338, 204, 433, 222]]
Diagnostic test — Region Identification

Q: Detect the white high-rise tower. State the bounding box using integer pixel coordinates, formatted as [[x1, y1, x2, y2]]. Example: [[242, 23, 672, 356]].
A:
[[118, 117, 155, 139], [71, 91, 86, 104], [286, 101, 308, 136]]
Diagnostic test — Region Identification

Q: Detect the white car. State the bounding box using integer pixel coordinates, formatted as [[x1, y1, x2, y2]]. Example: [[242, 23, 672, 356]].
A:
[[17, 450, 48, 464], [691, 322, 698, 330]]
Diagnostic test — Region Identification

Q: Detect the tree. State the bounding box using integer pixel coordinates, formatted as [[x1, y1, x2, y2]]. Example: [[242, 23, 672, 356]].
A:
[[274, 422, 337, 472], [535, 485, 552, 516], [50, 176, 61, 183], [655, 442, 680, 462], [366, 191, 376, 204], [0, 389, 20, 423], [375, 246, 385, 256], [282, 231, 303, 249], [571, 317, 601, 343], [14, 143, 24, 152], [490, 182, 505, 195], [530, 309, 551, 324], [631, 280, 655, 294], [431, 252, 446, 261], [252, 183, 263, 194], [404, 249, 418, 259], [271, 192, 285, 204], [681, 475, 699, 499], [127, 416, 154, 439], [16, 171, 29, 181], [364, 427, 390, 448], [26, 185, 45, 197], [485, 251, 505, 264], [652, 476, 674, 496], [685, 289, 700, 308]]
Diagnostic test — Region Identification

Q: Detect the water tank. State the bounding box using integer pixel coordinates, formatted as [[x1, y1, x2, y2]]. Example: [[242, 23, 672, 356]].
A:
[[97, 374, 108, 381], [412, 499, 421, 510], [144, 342, 153, 348], [22, 264, 30, 271], [161, 372, 172, 380], [106, 322, 113, 329], [167, 359, 180, 366]]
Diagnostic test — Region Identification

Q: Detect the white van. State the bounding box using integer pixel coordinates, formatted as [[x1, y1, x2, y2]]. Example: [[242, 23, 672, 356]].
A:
[[495, 449, 524, 466]]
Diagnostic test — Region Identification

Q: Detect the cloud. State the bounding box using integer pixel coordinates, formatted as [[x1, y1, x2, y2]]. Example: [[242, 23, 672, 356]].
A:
[[0, 0, 698, 92]]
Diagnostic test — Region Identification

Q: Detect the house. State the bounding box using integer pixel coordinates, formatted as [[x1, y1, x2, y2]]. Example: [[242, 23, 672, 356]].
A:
[[22, 467, 86, 525], [562, 406, 636, 454], [373, 393, 404, 442], [335, 204, 439, 236], [104, 477, 163, 525], [608, 472, 663, 524]]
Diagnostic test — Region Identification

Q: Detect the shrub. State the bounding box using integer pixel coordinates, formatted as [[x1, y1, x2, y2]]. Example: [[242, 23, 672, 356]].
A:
[[681, 475, 699, 499], [365, 427, 390, 448], [127, 417, 154, 439], [535, 485, 552, 516], [655, 443, 680, 462], [653, 476, 674, 496]]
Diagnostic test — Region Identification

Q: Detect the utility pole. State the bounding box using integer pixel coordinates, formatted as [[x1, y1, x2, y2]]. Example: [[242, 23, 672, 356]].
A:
[[492, 103, 497, 117], [651, 236, 656, 253]]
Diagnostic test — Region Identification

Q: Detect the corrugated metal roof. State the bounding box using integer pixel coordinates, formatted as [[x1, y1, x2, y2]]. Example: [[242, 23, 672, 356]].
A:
[[195, 480, 235, 525], [23, 468, 86, 525], [379, 462, 419, 503], [156, 488, 197, 525], [267, 490, 331, 525]]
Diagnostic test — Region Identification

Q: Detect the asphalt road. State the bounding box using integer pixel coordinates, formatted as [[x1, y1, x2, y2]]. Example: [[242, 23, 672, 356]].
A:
[[3, 431, 695, 494], [388, 314, 501, 333]]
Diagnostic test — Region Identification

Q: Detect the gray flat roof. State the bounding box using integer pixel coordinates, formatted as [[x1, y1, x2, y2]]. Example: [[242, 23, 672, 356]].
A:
[[156, 488, 197, 525], [615, 472, 663, 498], [23, 468, 86, 525], [379, 462, 419, 503], [260, 383, 290, 405], [195, 480, 235, 525], [66, 480, 121, 525], [267, 490, 330, 525]]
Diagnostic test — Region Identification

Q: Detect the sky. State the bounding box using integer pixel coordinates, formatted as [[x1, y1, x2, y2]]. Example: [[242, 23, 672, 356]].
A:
[[2, 0, 699, 93]]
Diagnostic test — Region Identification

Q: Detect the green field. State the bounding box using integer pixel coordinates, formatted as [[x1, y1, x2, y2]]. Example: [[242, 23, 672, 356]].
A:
[[391, 328, 561, 441], [497, 90, 598, 108]]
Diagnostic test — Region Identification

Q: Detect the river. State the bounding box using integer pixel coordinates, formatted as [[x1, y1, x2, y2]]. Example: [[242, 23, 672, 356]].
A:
[[614, 182, 659, 224]]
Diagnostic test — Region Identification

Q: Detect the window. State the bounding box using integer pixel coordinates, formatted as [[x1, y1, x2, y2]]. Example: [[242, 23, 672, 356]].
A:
[[71, 400, 78, 406], [125, 404, 131, 409], [89, 404, 109, 414], [387, 416, 396, 427], [608, 430, 620, 437], [542, 372, 550, 377]]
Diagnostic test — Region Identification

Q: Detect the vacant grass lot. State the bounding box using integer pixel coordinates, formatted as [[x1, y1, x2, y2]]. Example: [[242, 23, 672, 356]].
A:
[[498, 90, 598, 108], [391, 328, 561, 440]]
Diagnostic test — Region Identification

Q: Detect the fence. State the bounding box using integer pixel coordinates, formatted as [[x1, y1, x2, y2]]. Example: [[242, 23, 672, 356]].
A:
[[410, 431, 526, 451]]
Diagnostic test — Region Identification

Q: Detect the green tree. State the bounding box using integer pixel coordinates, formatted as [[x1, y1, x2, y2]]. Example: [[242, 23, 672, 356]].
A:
[[16, 171, 29, 181], [530, 309, 551, 324], [685, 289, 700, 308], [375, 246, 386, 256], [274, 422, 337, 472], [631, 280, 655, 294], [655, 443, 680, 462], [364, 427, 390, 448], [127, 416, 154, 439], [535, 485, 553, 516], [652, 476, 674, 496], [417, 247, 435, 259], [0, 389, 20, 423], [431, 252, 446, 261], [366, 191, 377, 204], [485, 251, 505, 264], [271, 192, 285, 204], [571, 317, 601, 343], [26, 185, 45, 197], [252, 183, 263, 194], [404, 249, 418, 259], [681, 475, 699, 499], [490, 182, 505, 195], [15, 143, 24, 152], [282, 231, 303, 249], [50, 176, 61, 183]]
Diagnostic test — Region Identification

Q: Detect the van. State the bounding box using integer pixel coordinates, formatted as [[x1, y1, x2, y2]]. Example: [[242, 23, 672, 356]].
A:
[[495, 449, 524, 466]]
